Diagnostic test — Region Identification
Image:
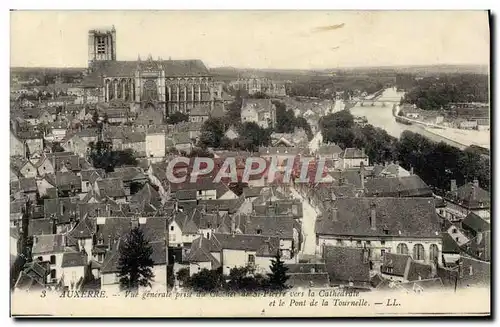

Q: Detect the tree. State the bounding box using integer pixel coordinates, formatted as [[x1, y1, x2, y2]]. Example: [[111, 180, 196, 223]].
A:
[[167, 112, 189, 125], [176, 267, 190, 286], [117, 227, 155, 291], [237, 122, 272, 151], [267, 250, 290, 290], [186, 267, 225, 292], [198, 117, 227, 148]]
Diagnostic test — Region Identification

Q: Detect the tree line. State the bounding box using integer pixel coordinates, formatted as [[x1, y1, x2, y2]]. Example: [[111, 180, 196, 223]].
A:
[[399, 74, 489, 110], [320, 110, 490, 192]]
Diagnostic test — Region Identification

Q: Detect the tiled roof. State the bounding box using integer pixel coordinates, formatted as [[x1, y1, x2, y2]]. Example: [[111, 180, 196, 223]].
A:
[[83, 59, 210, 86], [381, 253, 411, 277], [241, 98, 274, 113], [406, 261, 435, 282], [210, 233, 280, 257], [441, 232, 461, 254], [130, 183, 162, 210], [323, 246, 370, 285], [365, 176, 432, 197], [462, 212, 490, 233], [28, 218, 54, 237], [32, 234, 66, 255], [43, 197, 79, 224], [317, 144, 343, 155], [343, 148, 367, 159], [68, 216, 96, 239], [61, 251, 87, 268], [316, 198, 441, 238], [244, 216, 295, 239], [107, 167, 147, 182], [287, 273, 330, 288], [284, 263, 327, 274], [445, 181, 490, 209], [187, 237, 221, 268], [96, 178, 127, 198], [45, 172, 82, 190]]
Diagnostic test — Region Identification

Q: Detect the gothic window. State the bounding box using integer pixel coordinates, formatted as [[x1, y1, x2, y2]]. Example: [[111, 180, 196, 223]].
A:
[[413, 244, 425, 261], [97, 37, 106, 55], [142, 79, 158, 102], [396, 243, 409, 255]]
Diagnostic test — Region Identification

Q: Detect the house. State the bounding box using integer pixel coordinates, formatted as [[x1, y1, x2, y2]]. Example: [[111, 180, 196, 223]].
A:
[[341, 148, 369, 169], [10, 178, 38, 202], [323, 246, 371, 288], [17, 130, 44, 157], [372, 162, 411, 178], [242, 215, 299, 260], [456, 255, 490, 288], [99, 217, 168, 292], [364, 175, 432, 198], [315, 198, 442, 268], [61, 128, 99, 157], [14, 260, 51, 292], [10, 130, 26, 157], [107, 167, 148, 194], [121, 131, 147, 157], [443, 179, 490, 221], [80, 169, 105, 194], [47, 120, 70, 142], [380, 253, 437, 282], [94, 178, 128, 203], [172, 132, 193, 154], [11, 157, 37, 178], [187, 233, 280, 276], [240, 98, 277, 129], [43, 197, 80, 234], [189, 105, 210, 123], [316, 143, 343, 161], [60, 252, 88, 290], [41, 172, 82, 198], [31, 234, 68, 285]]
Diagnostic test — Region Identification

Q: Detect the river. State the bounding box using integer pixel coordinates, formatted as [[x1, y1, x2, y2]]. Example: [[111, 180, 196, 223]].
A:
[[349, 88, 489, 150]]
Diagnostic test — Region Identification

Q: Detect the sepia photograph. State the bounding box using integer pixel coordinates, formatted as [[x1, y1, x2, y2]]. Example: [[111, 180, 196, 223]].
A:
[[9, 10, 491, 317]]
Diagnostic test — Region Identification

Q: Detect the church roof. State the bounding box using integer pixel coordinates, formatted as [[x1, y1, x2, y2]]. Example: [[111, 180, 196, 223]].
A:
[[82, 59, 211, 87]]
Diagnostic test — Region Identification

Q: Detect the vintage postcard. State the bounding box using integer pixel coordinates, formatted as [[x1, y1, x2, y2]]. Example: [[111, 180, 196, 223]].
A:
[[9, 10, 491, 317]]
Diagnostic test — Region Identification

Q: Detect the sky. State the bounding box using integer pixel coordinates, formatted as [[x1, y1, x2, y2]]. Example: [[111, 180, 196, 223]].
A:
[[10, 10, 490, 69]]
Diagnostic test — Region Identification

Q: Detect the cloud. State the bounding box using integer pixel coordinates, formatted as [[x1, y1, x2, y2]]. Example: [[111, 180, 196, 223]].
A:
[[312, 23, 345, 33]]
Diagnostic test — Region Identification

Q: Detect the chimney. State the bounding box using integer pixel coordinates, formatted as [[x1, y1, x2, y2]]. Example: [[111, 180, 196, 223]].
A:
[[370, 202, 376, 230], [450, 180, 457, 193], [131, 217, 139, 229], [473, 179, 479, 188], [471, 185, 476, 201], [410, 166, 414, 175]]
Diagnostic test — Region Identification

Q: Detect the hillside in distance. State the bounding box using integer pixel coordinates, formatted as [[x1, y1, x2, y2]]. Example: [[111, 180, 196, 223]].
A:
[[211, 64, 489, 82]]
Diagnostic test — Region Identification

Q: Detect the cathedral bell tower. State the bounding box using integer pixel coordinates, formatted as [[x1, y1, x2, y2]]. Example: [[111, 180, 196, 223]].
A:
[[88, 25, 116, 67]]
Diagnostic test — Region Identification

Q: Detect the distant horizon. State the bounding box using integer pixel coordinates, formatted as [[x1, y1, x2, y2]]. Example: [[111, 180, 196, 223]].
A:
[[11, 11, 489, 70], [10, 62, 490, 71]]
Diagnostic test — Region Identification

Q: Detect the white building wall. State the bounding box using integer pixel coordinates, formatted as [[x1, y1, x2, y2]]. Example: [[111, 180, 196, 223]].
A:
[[146, 134, 166, 158], [61, 265, 86, 289], [317, 235, 442, 265]]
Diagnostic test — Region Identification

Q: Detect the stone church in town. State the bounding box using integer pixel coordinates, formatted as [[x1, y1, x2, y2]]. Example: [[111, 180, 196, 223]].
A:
[[81, 26, 225, 116]]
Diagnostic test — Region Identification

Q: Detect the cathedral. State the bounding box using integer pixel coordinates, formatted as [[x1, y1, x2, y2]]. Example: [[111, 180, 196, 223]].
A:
[[82, 26, 224, 116]]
